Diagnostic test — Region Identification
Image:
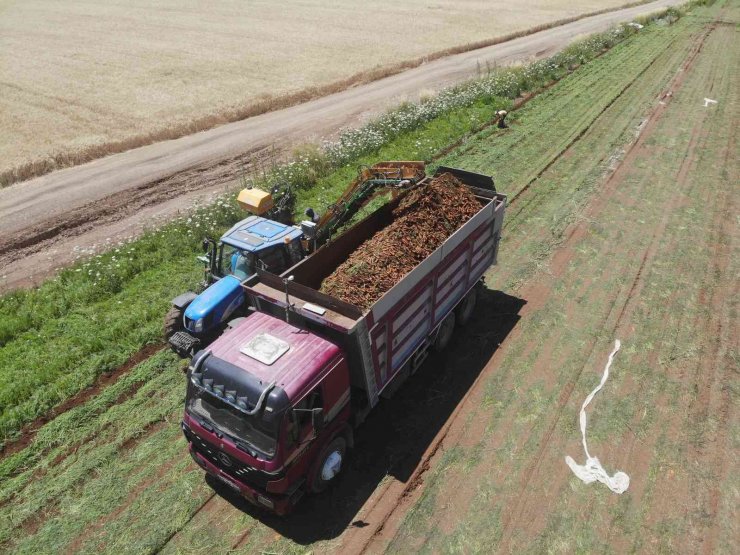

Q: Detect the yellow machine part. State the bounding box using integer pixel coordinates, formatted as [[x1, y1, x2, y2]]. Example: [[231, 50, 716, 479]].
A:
[[237, 188, 274, 215]]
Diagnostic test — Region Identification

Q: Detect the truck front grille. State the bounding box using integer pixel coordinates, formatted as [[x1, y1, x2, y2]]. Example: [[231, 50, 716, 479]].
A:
[[188, 431, 270, 489]]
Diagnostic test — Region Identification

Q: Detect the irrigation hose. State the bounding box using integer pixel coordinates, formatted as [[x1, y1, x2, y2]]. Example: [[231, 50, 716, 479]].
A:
[[564, 339, 630, 494]]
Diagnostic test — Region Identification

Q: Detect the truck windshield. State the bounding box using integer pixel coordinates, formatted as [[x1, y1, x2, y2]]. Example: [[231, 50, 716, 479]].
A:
[[187, 389, 277, 458], [219, 245, 255, 279]]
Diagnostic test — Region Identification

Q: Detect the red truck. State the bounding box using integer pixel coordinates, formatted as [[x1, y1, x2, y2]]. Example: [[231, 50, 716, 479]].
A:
[[181, 167, 506, 514]]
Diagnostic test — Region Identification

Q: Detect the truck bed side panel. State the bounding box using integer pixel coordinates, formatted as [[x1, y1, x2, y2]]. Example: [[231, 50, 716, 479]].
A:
[[369, 199, 495, 323], [365, 195, 505, 398]]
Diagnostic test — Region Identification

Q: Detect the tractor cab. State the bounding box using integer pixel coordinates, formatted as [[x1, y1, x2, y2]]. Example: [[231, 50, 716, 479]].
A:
[[166, 213, 304, 357]]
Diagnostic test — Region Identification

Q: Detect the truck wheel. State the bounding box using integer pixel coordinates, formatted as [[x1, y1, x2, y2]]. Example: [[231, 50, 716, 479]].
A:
[[455, 288, 477, 327], [433, 312, 456, 352], [310, 437, 347, 493], [164, 306, 184, 340]]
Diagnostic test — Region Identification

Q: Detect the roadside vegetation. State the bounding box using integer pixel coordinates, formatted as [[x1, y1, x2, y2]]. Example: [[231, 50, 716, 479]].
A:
[[1, 2, 731, 553]]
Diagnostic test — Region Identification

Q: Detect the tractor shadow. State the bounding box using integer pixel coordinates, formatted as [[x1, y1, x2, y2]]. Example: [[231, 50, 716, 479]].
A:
[[207, 287, 525, 544]]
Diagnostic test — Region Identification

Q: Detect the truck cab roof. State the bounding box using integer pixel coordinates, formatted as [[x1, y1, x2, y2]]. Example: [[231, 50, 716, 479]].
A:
[[205, 311, 341, 401], [220, 215, 302, 253]]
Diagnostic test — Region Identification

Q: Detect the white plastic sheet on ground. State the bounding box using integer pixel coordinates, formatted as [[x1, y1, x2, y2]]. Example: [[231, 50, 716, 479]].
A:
[[565, 339, 630, 494]]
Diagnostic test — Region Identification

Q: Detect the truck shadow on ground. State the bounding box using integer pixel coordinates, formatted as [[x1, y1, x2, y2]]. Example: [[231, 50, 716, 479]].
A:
[[206, 286, 525, 544]]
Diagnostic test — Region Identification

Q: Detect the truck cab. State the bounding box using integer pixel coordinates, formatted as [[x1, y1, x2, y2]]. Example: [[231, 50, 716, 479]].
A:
[[166, 216, 304, 357], [181, 311, 353, 514]]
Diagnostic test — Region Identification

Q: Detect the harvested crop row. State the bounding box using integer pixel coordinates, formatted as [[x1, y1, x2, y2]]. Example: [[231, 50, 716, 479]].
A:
[[320, 173, 481, 309]]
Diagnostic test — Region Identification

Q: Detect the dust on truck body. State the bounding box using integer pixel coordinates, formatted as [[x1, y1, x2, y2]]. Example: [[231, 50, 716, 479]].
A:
[[181, 168, 506, 514]]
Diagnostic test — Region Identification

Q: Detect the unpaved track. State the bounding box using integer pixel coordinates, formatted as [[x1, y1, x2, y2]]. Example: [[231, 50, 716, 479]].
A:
[[0, 0, 683, 292]]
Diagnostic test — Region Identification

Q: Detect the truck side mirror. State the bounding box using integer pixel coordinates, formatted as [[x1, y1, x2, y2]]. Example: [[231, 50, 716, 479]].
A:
[[202, 238, 210, 253], [311, 408, 325, 433]]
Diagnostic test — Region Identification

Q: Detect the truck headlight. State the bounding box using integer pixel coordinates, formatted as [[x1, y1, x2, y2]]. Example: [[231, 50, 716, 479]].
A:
[[257, 495, 274, 509], [193, 318, 205, 333]]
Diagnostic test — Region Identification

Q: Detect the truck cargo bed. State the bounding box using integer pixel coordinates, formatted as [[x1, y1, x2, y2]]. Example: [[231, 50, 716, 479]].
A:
[[244, 168, 505, 410]]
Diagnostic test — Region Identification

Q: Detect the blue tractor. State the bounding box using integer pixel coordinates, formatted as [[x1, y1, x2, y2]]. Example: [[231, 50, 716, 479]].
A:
[[165, 214, 306, 356], [165, 161, 426, 357]]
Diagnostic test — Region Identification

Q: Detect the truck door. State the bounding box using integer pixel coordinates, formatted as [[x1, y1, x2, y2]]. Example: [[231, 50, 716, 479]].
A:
[[290, 388, 324, 445], [283, 357, 350, 458]]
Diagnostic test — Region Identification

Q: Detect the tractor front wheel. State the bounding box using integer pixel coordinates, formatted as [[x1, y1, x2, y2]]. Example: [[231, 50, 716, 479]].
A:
[[164, 306, 185, 340]]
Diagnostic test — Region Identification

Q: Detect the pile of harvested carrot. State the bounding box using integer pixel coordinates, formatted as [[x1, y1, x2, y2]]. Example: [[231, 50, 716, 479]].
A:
[[320, 173, 480, 309]]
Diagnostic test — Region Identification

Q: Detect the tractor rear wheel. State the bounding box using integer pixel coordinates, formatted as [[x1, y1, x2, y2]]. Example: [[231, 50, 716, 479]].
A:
[[164, 306, 184, 340]]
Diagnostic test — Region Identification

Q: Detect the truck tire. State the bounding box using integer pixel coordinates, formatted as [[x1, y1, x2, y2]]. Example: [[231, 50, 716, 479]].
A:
[[310, 437, 347, 494], [433, 312, 456, 352], [455, 288, 477, 327], [164, 306, 184, 340]]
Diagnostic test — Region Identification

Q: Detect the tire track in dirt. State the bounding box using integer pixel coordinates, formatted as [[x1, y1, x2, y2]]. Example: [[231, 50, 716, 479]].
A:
[[642, 25, 738, 551], [511, 19, 734, 548], [343, 20, 717, 554], [698, 127, 738, 555], [152, 492, 218, 553], [599, 19, 738, 552], [444, 14, 733, 551], [153, 477, 262, 554], [416, 16, 728, 548], [651, 150, 734, 555], [0, 418, 173, 550], [505, 30, 679, 207], [0, 146, 275, 292], [62, 436, 178, 554]]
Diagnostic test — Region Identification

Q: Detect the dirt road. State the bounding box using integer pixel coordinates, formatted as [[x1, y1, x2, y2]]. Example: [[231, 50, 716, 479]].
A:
[[0, 0, 683, 292]]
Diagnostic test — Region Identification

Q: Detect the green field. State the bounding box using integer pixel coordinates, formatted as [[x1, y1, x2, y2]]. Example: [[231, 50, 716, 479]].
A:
[[1, 1, 736, 553]]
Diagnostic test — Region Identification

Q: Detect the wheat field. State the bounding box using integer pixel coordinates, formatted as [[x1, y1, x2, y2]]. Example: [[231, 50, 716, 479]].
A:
[[0, 0, 632, 185]]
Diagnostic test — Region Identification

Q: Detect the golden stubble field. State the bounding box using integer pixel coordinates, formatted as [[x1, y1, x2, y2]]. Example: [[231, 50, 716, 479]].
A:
[[0, 0, 632, 184]]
